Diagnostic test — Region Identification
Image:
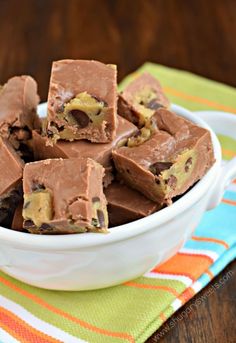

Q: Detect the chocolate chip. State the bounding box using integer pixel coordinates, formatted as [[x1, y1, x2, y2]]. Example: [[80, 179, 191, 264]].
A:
[[97, 209, 105, 228], [23, 201, 30, 209], [31, 182, 45, 192], [149, 162, 173, 175], [92, 218, 99, 227], [146, 99, 163, 110], [47, 130, 54, 138], [50, 121, 64, 132], [134, 130, 141, 138], [40, 223, 52, 230], [185, 157, 193, 172], [69, 110, 90, 128], [24, 220, 35, 228], [155, 178, 161, 185], [92, 196, 100, 203], [167, 175, 177, 189]]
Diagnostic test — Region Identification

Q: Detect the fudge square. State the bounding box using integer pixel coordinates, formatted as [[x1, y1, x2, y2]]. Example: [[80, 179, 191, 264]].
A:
[[118, 72, 169, 127], [22, 158, 108, 234], [46, 59, 117, 143], [0, 75, 40, 156], [0, 138, 24, 227], [112, 111, 214, 204], [33, 115, 137, 187], [105, 182, 161, 227]]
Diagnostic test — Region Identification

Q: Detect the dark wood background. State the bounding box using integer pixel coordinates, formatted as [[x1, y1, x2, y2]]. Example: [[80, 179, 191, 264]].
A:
[[0, 0, 236, 101], [0, 0, 235, 342]]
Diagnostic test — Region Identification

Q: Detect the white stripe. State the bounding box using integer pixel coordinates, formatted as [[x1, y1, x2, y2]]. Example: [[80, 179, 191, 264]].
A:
[[0, 328, 20, 343], [227, 183, 236, 192], [191, 281, 203, 293], [171, 299, 182, 311], [145, 272, 193, 287], [0, 295, 87, 343], [179, 248, 219, 262]]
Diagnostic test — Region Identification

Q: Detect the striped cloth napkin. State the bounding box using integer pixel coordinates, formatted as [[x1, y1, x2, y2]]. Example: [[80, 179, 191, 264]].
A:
[[0, 63, 236, 343]]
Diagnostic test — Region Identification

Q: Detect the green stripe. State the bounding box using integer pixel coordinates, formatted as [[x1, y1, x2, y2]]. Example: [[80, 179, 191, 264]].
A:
[[0, 272, 185, 342], [137, 304, 175, 343], [134, 276, 186, 294], [217, 134, 236, 160]]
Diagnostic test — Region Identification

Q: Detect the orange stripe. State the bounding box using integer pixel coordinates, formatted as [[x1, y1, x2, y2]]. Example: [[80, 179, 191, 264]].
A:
[[0, 306, 61, 343], [205, 269, 214, 280], [0, 276, 135, 343], [178, 287, 195, 304], [124, 281, 179, 297], [191, 235, 229, 249], [154, 253, 212, 280], [160, 312, 167, 322], [222, 149, 236, 158], [233, 179, 236, 184], [164, 86, 236, 114], [0, 322, 24, 342], [177, 252, 214, 264], [222, 198, 236, 206]]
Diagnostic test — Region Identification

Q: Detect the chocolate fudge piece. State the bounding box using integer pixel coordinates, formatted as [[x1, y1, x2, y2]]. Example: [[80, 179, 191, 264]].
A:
[[0, 138, 24, 227], [105, 182, 161, 227], [0, 76, 40, 160], [22, 158, 108, 234], [11, 202, 24, 231], [33, 116, 137, 187], [46, 59, 117, 143], [113, 111, 214, 204], [118, 72, 169, 128], [126, 107, 191, 148]]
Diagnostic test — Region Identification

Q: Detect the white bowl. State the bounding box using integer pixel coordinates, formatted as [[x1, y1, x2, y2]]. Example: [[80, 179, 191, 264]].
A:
[[0, 104, 235, 291]]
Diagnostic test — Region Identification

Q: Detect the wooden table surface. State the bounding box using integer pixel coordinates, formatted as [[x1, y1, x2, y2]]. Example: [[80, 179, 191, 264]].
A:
[[0, 1, 235, 342]]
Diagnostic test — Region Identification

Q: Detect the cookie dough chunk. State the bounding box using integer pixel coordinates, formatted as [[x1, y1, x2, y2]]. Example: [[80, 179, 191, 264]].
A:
[[113, 119, 214, 204], [46, 59, 117, 143], [118, 72, 169, 128], [33, 116, 137, 187], [22, 158, 108, 234], [0, 138, 24, 227], [0, 76, 40, 160], [105, 182, 161, 227]]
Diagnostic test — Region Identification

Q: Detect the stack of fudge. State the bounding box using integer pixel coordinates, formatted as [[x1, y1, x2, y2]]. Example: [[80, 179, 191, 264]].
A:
[[0, 60, 214, 234]]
